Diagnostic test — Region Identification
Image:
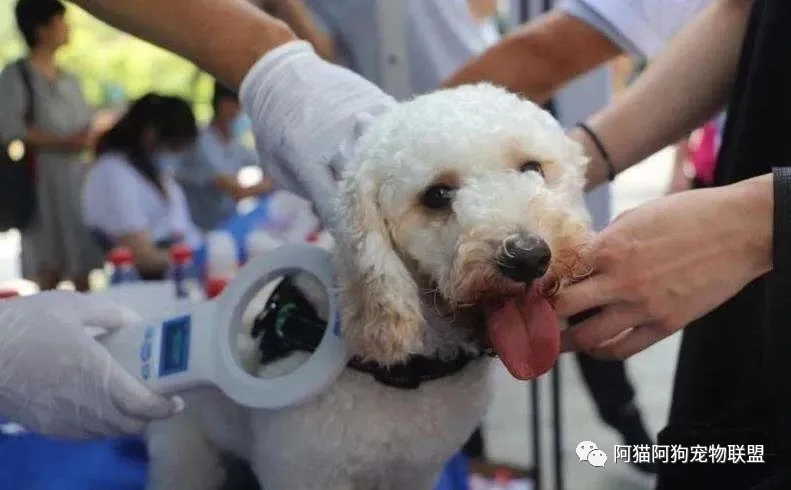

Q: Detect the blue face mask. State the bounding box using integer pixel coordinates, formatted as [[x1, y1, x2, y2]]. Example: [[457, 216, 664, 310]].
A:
[[154, 152, 182, 174], [230, 114, 251, 139]]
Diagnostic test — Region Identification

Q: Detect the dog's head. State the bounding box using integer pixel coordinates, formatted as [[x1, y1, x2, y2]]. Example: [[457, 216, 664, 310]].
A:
[[335, 84, 592, 365]]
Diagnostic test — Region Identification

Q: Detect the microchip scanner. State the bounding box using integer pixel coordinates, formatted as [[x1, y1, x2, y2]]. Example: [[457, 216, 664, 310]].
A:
[[100, 244, 349, 409]]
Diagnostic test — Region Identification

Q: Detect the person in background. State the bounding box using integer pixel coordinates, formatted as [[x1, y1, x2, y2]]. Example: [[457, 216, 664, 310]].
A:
[[667, 116, 724, 194], [0, 0, 104, 291], [175, 81, 273, 232], [258, 0, 335, 62], [446, 0, 712, 102], [302, 0, 502, 97], [82, 93, 201, 279]]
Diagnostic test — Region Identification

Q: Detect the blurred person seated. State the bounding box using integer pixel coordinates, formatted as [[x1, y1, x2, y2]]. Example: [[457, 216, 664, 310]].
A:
[[175, 81, 273, 232], [81, 93, 201, 279]]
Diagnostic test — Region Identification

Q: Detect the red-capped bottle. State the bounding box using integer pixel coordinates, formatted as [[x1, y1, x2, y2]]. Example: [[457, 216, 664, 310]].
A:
[[168, 243, 199, 300], [107, 246, 140, 284], [204, 277, 228, 299], [491, 468, 513, 490]]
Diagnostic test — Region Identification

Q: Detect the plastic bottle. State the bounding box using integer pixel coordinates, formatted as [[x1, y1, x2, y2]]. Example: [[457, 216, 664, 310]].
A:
[[168, 243, 201, 300], [245, 228, 284, 263], [490, 468, 513, 490], [468, 474, 489, 490], [107, 246, 141, 285], [506, 478, 533, 490], [204, 277, 228, 299], [205, 230, 239, 283]]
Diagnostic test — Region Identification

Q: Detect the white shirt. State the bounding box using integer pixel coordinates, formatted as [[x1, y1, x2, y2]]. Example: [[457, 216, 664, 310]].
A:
[[304, 0, 501, 96], [82, 153, 202, 249], [561, 0, 714, 58]]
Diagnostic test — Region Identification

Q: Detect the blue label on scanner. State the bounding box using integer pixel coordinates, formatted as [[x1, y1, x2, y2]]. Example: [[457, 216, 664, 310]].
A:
[[158, 315, 191, 377]]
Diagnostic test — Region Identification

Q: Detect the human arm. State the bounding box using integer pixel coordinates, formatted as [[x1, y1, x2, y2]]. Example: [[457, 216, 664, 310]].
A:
[[116, 232, 170, 277], [442, 9, 622, 104], [572, 0, 751, 189], [261, 0, 336, 62], [67, 0, 297, 89], [553, 172, 772, 359], [213, 173, 274, 200], [0, 67, 89, 152], [190, 132, 274, 201], [230, 145, 276, 198], [0, 291, 181, 438], [25, 127, 90, 152]]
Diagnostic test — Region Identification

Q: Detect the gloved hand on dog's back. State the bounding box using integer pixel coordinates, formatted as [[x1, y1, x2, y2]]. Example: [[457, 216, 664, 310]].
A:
[[0, 291, 182, 439]]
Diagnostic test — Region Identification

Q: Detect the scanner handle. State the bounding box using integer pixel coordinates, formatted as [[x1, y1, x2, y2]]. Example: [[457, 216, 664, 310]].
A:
[[101, 301, 218, 394]]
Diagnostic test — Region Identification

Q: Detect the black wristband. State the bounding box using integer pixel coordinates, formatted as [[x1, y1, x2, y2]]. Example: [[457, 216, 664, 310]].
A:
[[575, 122, 616, 182]]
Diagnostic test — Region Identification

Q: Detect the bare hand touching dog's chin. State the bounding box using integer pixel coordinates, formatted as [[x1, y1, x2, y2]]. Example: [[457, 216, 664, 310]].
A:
[[552, 174, 773, 360]]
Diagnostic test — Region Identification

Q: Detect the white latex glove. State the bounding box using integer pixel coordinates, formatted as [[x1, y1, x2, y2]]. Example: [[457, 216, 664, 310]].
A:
[[0, 291, 182, 439], [239, 40, 396, 226]]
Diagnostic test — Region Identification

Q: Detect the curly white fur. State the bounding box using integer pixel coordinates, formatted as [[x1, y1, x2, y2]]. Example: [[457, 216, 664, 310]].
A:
[[146, 84, 591, 490]]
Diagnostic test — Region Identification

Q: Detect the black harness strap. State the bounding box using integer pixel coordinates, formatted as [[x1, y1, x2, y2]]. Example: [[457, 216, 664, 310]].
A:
[[347, 352, 483, 390]]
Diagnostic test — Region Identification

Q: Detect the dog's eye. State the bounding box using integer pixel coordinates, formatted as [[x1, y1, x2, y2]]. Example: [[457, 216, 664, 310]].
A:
[[420, 185, 455, 210], [520, 160, 543, 175]]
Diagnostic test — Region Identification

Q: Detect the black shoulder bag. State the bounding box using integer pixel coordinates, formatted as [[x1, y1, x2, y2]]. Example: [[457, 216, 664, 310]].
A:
[[0, 60, 37, 231]]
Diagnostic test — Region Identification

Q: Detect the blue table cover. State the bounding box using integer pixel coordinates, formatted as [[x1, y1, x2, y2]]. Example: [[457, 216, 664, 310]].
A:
[[0, 429, 467, 490]]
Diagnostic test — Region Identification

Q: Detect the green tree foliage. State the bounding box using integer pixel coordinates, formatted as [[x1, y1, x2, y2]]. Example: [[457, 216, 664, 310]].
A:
[[0, 0, 214, 121]]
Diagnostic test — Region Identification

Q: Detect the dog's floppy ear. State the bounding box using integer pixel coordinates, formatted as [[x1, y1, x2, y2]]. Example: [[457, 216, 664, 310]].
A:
[[335, 168, 424, 365]]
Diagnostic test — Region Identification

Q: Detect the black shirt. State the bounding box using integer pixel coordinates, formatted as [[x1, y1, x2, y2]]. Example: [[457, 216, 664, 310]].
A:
[[657, 0, 791, 487]]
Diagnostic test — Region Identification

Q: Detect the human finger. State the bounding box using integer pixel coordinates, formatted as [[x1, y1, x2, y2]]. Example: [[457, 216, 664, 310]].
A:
[[561, 303, 650, 352], [552, 273, 619, 320], [69, 417, 131, 439], [76, 294, 143, 331], [109, 366, 183, 421], [587, 323, 669, 360], [103, 412, 148, 436]]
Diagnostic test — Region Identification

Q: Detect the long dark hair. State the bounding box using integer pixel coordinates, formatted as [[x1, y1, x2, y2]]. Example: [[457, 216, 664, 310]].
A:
[[96, 93, 197, 194]]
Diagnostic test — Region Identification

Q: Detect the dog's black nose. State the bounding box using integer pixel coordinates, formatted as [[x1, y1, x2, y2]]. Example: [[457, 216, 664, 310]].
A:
[[497, 234, 551, 283]]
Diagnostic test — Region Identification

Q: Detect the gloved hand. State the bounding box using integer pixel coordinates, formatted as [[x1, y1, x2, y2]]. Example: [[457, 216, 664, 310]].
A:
[[0, 291, 183, 439], [239, 40, 396, 226]]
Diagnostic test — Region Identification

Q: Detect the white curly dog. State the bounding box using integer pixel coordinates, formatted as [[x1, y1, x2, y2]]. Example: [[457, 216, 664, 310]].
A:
[[146, 83, 592, 490]]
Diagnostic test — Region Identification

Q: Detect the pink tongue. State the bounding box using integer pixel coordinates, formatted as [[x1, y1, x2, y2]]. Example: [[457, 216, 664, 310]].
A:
[[485, 285, 560, 380]]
